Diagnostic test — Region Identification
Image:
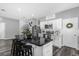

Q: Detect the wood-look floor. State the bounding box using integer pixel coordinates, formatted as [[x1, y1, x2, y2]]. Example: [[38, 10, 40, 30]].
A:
[[53, 46, 79, 56]]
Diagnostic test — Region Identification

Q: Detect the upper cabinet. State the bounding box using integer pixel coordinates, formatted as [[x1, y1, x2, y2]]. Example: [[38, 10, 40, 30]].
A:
[[40, 18, 62, 31]]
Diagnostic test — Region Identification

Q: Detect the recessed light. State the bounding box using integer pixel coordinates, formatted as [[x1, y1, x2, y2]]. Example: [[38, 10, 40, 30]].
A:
[[17, 8, 21, 12], [32, 14, 34, 17]]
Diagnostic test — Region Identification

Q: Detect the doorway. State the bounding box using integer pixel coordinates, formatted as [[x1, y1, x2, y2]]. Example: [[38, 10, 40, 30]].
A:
[[62, 17, 78, 49]]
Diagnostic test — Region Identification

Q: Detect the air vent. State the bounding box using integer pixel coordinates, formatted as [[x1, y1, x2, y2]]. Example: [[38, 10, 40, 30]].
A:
[[1, 9, 6, 12]]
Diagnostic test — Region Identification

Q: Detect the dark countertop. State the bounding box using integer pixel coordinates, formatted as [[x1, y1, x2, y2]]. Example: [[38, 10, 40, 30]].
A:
[[21, 39, 53, 46]]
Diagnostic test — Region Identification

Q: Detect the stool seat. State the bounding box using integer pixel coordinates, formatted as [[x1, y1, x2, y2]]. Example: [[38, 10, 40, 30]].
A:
[[23, 45, 32, 48]]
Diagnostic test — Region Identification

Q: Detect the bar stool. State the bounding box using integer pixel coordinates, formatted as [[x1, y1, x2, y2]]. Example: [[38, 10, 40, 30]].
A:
[[12, 35, 24, 56], [11, 39, 16, 56], [23, 45, 32, 56], [15, 40, 24, 56], [14, 40, 33, 56], [11, 35, 33, 56]]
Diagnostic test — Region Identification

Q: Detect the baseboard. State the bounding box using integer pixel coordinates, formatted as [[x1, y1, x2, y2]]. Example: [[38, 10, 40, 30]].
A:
[[62, 45, 78, 51], [76, 47, 79, 50], [53, 45, 62, 49]]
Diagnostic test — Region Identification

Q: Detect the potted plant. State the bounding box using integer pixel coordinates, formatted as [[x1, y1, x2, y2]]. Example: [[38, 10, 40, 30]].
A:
[[22, 27, 32, 39]]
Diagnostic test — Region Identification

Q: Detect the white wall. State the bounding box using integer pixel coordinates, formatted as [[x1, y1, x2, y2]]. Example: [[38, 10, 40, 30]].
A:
[[0, 23, 5, 38], [19, 18, 40, 34], [0, 17, 19, 39]]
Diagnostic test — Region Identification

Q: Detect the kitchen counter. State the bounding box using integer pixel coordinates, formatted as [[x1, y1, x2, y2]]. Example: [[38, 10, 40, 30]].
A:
[[0, 38, 15, 40], [21, 39, 53, 46]]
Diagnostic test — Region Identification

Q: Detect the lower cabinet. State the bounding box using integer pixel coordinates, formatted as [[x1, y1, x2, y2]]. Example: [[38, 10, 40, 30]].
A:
[[33, 41, 53, 56], [43, 45, 52, 56]]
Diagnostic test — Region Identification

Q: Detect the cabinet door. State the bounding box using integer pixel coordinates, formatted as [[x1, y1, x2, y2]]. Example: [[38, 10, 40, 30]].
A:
[[33, 46, 42, 56], [43, 41, 53, 56], [43, 45, 52, 56]]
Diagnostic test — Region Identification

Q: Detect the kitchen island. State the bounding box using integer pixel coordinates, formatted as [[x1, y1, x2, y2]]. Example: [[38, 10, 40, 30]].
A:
[[21, 39, 53, 56]]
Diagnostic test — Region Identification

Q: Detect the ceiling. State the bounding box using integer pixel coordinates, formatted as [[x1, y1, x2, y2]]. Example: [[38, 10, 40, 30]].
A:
[[0, 3, 79, 20]]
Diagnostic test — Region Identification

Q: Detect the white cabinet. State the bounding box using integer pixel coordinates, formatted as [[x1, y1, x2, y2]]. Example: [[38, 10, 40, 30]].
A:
[[27, 41, 53, 56], [33, 46, 43, 56], [43, 41, 53, 56], [50, 19, 62, 48], [40, 18, 62, 48], [53, 34, 62, 48], [33, 41, 53, 56]]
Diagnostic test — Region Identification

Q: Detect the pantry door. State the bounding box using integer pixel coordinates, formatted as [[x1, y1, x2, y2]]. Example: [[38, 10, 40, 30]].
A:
[[63, 17, 78, 49]]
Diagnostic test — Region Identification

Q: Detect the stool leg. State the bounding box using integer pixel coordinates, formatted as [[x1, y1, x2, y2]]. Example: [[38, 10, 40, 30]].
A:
[[22, 50, 24, 56], [28, 50, 30, 56], [30, 49, 32, 56], [25, 49, 28, 56], [29, 48, 32, 56]]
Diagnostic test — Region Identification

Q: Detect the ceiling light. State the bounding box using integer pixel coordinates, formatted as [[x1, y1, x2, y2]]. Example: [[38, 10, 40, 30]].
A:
[[32, 14, 34, 17]]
